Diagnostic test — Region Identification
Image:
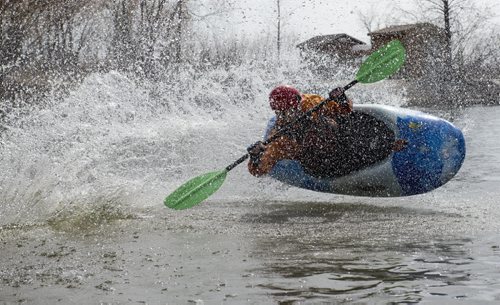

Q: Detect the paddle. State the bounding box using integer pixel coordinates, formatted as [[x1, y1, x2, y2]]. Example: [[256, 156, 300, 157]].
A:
[[164, 40, 406, 210]]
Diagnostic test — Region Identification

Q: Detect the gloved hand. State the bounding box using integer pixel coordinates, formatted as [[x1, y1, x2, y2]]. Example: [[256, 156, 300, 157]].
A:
[[328, 87, 348, 105], [247, 141, 266, 164]]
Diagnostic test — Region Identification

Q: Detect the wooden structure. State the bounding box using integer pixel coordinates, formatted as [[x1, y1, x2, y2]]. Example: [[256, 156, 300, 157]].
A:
[[297, 34, 368, 61], [368, 23, 447, 78], [297, 23, 447, 79]]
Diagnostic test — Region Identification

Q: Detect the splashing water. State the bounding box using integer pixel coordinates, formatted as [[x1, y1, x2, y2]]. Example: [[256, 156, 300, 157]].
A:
[[0, 55, 407, 226]]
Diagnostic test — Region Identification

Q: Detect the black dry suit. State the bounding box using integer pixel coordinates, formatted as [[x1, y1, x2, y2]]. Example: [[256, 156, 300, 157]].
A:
[[299, 111, 396, 179]]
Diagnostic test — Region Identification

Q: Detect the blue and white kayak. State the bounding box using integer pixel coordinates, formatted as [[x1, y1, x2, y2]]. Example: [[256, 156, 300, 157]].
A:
[[265, 104, 466, 197]]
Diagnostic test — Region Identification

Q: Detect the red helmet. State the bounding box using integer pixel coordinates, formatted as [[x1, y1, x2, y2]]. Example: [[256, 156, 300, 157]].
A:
[[269, 85, 301, 111]]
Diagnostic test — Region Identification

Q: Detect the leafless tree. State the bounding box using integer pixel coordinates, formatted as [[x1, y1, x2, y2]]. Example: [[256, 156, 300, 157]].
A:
[[357, 9, 382, 34], [359, 0, 499, 105], [397, 0, 495, 72], [272, 0, 302, 66], [0, 0, 244, 105], [171, 0, 236, 65], [107, 0, 235, 75], [276, 0, 282, 65], [1, 0, 100, 104]]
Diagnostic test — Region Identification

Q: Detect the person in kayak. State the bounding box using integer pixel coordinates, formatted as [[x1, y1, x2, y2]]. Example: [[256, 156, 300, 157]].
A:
[[247, 85, 407, 178], [247, 85, 352, 177]]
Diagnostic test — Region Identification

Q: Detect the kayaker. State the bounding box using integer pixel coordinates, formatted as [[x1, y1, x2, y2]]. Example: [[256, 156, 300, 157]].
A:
[[247, 85, 408, 178], [247, 85, 352, 177]]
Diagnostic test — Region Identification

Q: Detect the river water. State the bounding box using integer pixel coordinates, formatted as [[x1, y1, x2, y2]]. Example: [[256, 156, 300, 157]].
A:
[[1, 70, 499, 304]]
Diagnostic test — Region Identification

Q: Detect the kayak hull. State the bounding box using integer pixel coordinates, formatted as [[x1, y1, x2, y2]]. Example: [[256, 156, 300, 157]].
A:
[[265, 104, 466, 197]]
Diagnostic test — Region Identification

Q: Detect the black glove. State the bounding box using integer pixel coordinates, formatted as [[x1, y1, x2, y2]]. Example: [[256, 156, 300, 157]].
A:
[[247, 141, 266, 164], [328, 87, 348, 105]]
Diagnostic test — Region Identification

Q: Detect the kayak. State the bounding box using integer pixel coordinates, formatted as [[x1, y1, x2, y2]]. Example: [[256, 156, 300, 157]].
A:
[[264, 104, 466, 197]]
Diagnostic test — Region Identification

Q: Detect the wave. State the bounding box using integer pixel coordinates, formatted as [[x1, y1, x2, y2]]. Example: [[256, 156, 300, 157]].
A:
[[0, 58, 406, 225]]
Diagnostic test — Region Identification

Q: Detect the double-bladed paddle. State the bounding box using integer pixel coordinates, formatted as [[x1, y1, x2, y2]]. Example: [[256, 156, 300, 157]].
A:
[[164, 40, 406, 210]]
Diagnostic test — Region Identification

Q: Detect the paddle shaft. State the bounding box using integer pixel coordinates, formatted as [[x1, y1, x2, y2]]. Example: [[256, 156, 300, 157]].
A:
[[225, 80, 359, 172]]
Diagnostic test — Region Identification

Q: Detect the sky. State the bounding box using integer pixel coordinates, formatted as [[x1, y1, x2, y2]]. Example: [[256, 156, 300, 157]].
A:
[[205, 0, 500, 45]]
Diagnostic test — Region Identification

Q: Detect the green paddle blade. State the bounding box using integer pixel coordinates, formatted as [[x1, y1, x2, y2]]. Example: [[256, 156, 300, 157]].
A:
[[356, 40, 406, 84], [164, 169, 228, 210]]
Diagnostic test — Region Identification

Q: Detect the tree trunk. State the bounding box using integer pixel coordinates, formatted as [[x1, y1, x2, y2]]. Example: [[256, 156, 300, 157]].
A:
[[276, 0, 281, 65], [442, 0, 453, 71], [176, 0, 184, 64]]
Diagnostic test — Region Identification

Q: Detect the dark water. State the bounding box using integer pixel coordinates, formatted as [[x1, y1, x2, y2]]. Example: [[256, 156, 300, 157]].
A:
[[246, 203, 497, 304], [3, 198, 499, 304]]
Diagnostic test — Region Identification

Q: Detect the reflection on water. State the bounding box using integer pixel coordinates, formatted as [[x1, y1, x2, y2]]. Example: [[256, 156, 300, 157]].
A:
[[242, 202, 494, 304], [255, 240, 473, 304]]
